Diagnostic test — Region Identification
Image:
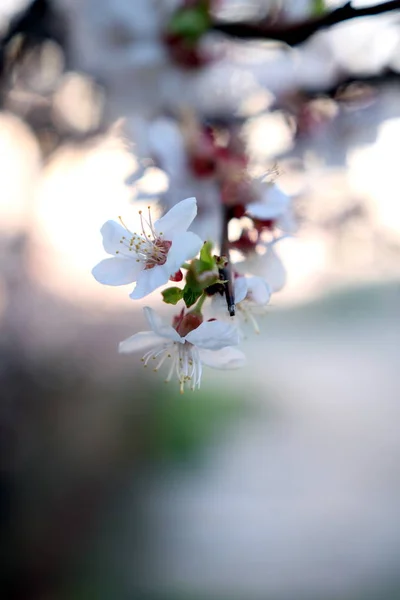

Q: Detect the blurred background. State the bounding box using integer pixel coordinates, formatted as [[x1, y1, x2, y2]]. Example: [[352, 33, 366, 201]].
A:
[[1, 0, 400, 598]]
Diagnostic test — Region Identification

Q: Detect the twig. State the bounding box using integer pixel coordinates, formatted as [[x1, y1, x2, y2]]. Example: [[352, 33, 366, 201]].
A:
[[220, 205, 235, 317], [212, 1, 400, 46]]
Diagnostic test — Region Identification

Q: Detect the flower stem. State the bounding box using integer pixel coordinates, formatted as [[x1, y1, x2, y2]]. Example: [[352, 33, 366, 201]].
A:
[[193, 293, 207, 315], [181, 262, 191, 269]]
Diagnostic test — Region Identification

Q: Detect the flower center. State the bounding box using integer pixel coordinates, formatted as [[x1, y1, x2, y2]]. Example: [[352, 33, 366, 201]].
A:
[[140, 340, 202, 393], [116, 207, 172, 268], [144, 238, 172, 269]]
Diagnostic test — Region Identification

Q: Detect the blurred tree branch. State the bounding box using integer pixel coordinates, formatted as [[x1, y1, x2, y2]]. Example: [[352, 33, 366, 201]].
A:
[[212, 0, 400, 46], [0, 0, 65, 79], [296, 67, 400, 102]]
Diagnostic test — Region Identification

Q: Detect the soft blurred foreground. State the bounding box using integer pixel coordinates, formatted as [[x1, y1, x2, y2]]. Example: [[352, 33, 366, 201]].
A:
[[2, 265, 400, 599]]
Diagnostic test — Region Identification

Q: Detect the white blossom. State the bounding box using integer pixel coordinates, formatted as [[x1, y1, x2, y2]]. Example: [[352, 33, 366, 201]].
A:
[[119, 307, 246, 393], [235, 244, 287, 293], [92, 197, 203, 299], [128, 116, 223, 243], [247, 182, 297, 234], [234, 275, 271, 333], [212, 275, 271, 334]]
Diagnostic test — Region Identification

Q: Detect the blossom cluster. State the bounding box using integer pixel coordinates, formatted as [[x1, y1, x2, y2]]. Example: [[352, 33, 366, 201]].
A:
[[93, 185, 292, 393], [88, 0, 296, 394]]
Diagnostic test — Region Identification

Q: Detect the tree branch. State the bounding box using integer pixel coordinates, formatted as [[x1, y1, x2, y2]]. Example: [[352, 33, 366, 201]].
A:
[[212, 0, 400, 46], [307, 67, 400, 99], [219, 205, 235, 317]]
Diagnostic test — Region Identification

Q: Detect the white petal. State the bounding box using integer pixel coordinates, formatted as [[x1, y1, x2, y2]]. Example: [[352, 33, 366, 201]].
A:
[[92, 257, 142, 286], [246, 276, 271, 305], [235, 247, 287, 293], [210, 292, 227, 316], [185, 320, 239, 350], [129, 265, 170, 299], [100, 220, 133, 257], [118, 331, 165, 354], [277, 210, 297, 234], [234, 277, 248, 304], [262, 247, 287, 292], [247, 184, 290, 220], [143, 307, 182, 342], [154, 197, 197, 237], [128, 41, 166, 68], [165, 231, 203, 274], [148, 118, 187, 180], [198, 347, 246, 369]]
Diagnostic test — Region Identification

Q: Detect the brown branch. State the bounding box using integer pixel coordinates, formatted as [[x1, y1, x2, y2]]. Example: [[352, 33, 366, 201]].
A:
[[305, 67, 400, 98], [212, 0, 400, 46], [220, 205, 235, 317]]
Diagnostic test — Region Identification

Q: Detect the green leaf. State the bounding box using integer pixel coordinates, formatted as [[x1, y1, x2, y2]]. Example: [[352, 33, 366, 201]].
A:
[[183, 285, 202, 308], [168, 4, 210, 42], [181, 246, 218, 307], [182, 270, 203, 307], [162, 287, 183, 305], [199, 240, 214, 266], [197, 241, 217, 276], [312, 0, 325, 16]]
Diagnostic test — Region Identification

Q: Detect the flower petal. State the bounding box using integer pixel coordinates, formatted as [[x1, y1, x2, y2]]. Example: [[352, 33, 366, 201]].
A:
[[100, 220, 133, 257], [165, 231, 203, 274], [234, 277, 248, 304], [262, 247, 287, 292], [185, 320, 239, 350], [143, 307, 182, 342], [277, 210, 297, 234], [247, 184, 290, 220], [154, 197, 197, 237], [118, 331, 165, 354], [129, 265, 170, 299], [198, 346, 246, 369], [246, 276, 271, 305], [92, 257, 142, 286], [236, 247, 287, 293], [148, 118, 187, 181]]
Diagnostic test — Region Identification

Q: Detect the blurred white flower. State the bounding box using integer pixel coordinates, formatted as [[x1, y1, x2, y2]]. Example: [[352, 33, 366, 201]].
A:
[[92, 197, 203, 299], [119, 306, 246, 392], [247, 182, 297, 234], [57, 0, 221, 116], [212, 274, 271, 333], [234, 275, 271, 333], [129, 116, 223, 242], [236, 245, 287, 293]]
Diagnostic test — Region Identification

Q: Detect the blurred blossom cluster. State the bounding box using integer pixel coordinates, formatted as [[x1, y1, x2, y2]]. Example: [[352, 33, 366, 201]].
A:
[[78, 0, 303, 391]]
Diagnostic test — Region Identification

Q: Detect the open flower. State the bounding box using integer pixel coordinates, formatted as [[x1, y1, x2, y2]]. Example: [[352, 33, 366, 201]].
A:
[[119, 307, 246, 393], [234, 275, 271, 334], [92, 197, 203, 299], [211, 275, 271, 334]]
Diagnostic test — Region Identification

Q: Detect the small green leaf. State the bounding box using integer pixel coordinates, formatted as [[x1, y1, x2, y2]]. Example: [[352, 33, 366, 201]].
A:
[[183, 285, 202, 308], [162, 287, 183, 305], [312, 0, 325, 16], [168, 4, 210, 42], [199, 241, 214, 266], [196, 242, 217, 278], [182, 270, 203, 307]]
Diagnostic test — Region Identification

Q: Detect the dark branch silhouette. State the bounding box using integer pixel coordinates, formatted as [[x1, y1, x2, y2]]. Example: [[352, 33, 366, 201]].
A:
[[306, 67, 400, 99], [212, 0, 400, 46]]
